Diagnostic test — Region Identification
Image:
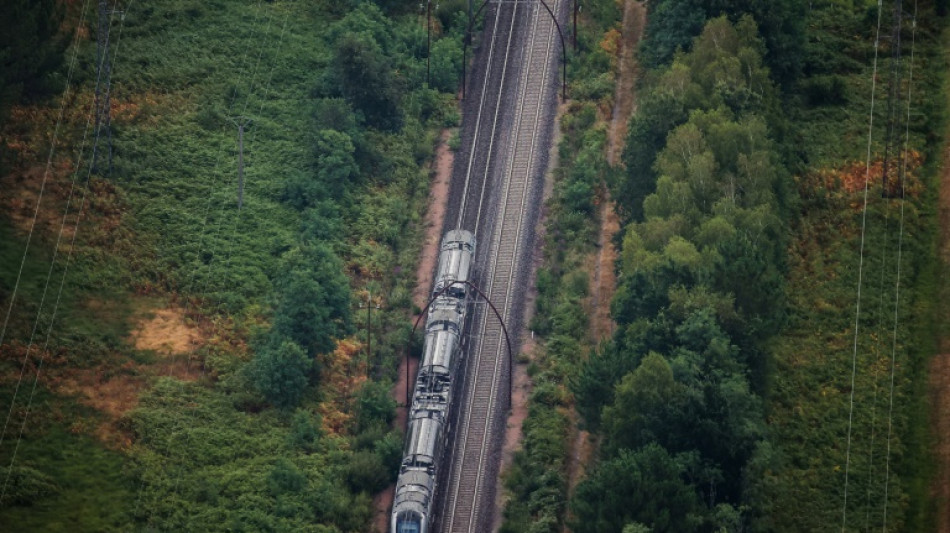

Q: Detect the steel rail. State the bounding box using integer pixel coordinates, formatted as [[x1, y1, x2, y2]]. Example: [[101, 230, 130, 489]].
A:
[[444, 1, 523, 525], [464, 1, 559, 529], [470, 1, 522, 237], [455, 4, 508, 227], [403, 280, 514, 411]]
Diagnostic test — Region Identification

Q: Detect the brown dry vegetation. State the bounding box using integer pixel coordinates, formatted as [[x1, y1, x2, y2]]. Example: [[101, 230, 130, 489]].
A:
[[0, 296, 236, 450], [317, 338, 366, 436], [129, 307, 203, 355], [797, 151, 925, 201]]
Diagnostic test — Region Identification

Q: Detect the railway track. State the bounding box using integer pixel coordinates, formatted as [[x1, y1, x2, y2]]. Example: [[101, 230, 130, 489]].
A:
[[437, 0, 565, 530]]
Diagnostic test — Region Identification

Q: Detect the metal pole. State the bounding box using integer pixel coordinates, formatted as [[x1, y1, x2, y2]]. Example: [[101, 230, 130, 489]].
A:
[[230, 116, 251, 209], [367, 291, 372, 373], [462, 26, 468, 99], [236, 122, 245, 210], [463, 0, 473, 98], [92, 0, 108, 174], [426, 0, 432, 87], [573, 0, 578, 50]]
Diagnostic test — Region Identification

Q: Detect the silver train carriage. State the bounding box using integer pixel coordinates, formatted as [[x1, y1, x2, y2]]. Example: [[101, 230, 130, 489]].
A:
[[391, 305, 462, 533], [392, 230, 474, 533], [433, 229, 476, 300]]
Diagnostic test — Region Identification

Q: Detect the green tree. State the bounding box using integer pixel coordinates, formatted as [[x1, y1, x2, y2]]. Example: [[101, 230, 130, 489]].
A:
[[284, 129, 359, 209], [571, 444, 705, 533], [250, 338, 311, 409], [0, 0, 64, 120], [289, 409, 323, 451], [640, 0, 708, 67], [572, 340, 640, 431], [329, 31, 404, 131], [429, 36, 463, 93], [272, 245, 352, 357], [268, 458, 307, 496], [354, 380, 396, 432], [683, 16, 774, 114], [618, 91, 689, 223], [706, 0, 806, 86], [622, 524, 651, 533], [602, 352, 678, 453], [343, 450, 391, 493]]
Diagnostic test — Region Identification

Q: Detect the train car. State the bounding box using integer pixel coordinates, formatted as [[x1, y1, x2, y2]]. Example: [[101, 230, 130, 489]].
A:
[[391, 229, 475, 533], [433, 229, 476, 299]]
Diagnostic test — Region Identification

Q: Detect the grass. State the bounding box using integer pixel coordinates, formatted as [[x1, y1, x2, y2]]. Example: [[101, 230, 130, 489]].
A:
[[760, 5, 948, 528], [0, 384, 134, 531], [0, 0, 465, 530]]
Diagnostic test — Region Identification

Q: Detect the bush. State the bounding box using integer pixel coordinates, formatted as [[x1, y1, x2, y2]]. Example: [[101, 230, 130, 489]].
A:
[[249, 338, 311, 409], [0, 464, 59, 506], [343, 450, 391, 493]]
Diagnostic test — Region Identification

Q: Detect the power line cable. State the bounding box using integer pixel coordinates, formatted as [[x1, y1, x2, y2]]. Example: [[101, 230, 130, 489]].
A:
[[132, 2, 294, 525], [0, 0, 126, 501], [0, 0, 93, 349], [881, 1, 917, 529], [157, 2, 297, 519], [0, 0, 101, 451], [213, 5, 296, 303], [842, 0, 886, 529], [126, 0, 270, 519]]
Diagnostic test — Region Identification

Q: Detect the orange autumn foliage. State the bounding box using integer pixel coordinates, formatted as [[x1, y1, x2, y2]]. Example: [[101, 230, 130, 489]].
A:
[[317, 337, 368, 435], [797, 150, 924, 204]]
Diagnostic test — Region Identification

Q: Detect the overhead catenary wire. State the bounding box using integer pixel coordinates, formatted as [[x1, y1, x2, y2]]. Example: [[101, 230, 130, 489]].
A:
[[864, 1, 913, 526], [881, 1, 917, 529], [0, 0, 125, 501], [0, 0, 103, 450], [133, 1, 286, 523], [842, 0, 886, 529], [0, 0, 94, 351]]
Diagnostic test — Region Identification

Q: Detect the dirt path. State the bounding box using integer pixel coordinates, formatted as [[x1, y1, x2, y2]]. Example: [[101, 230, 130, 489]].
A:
[[560, 3, 646, 524], [587, 0, 644, 343], [372, 129, 455, 533]]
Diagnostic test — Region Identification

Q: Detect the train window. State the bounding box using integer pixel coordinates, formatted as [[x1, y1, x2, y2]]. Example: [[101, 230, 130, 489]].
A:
[[397, 519, 421, 533]]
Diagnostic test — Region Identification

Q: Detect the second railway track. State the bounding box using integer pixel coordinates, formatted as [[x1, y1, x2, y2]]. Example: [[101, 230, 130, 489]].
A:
[[436, 0, 567, 531]]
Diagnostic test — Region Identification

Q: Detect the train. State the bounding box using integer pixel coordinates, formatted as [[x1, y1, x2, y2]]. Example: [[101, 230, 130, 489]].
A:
[[391, 229, 476, 533]]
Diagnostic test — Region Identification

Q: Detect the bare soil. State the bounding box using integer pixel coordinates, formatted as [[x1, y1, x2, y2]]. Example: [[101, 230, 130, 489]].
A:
[[411, 129, 456, 314], [587, 0, 644, 343], [373, 128, 456, 533], [605, 2, 646, 167], [129, 307, 202, 355], [562, 2, 647, 524], [0, 299, 214, 450]]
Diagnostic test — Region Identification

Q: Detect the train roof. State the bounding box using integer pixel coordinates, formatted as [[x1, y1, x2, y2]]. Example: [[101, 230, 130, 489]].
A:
[[442, 229, 475, 246]]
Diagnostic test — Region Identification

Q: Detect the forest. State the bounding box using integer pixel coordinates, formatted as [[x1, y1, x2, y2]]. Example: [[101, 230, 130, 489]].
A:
[[504, 0, 947, 532], [1, 0, 949, 532], [0, 0, 469, 530]]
